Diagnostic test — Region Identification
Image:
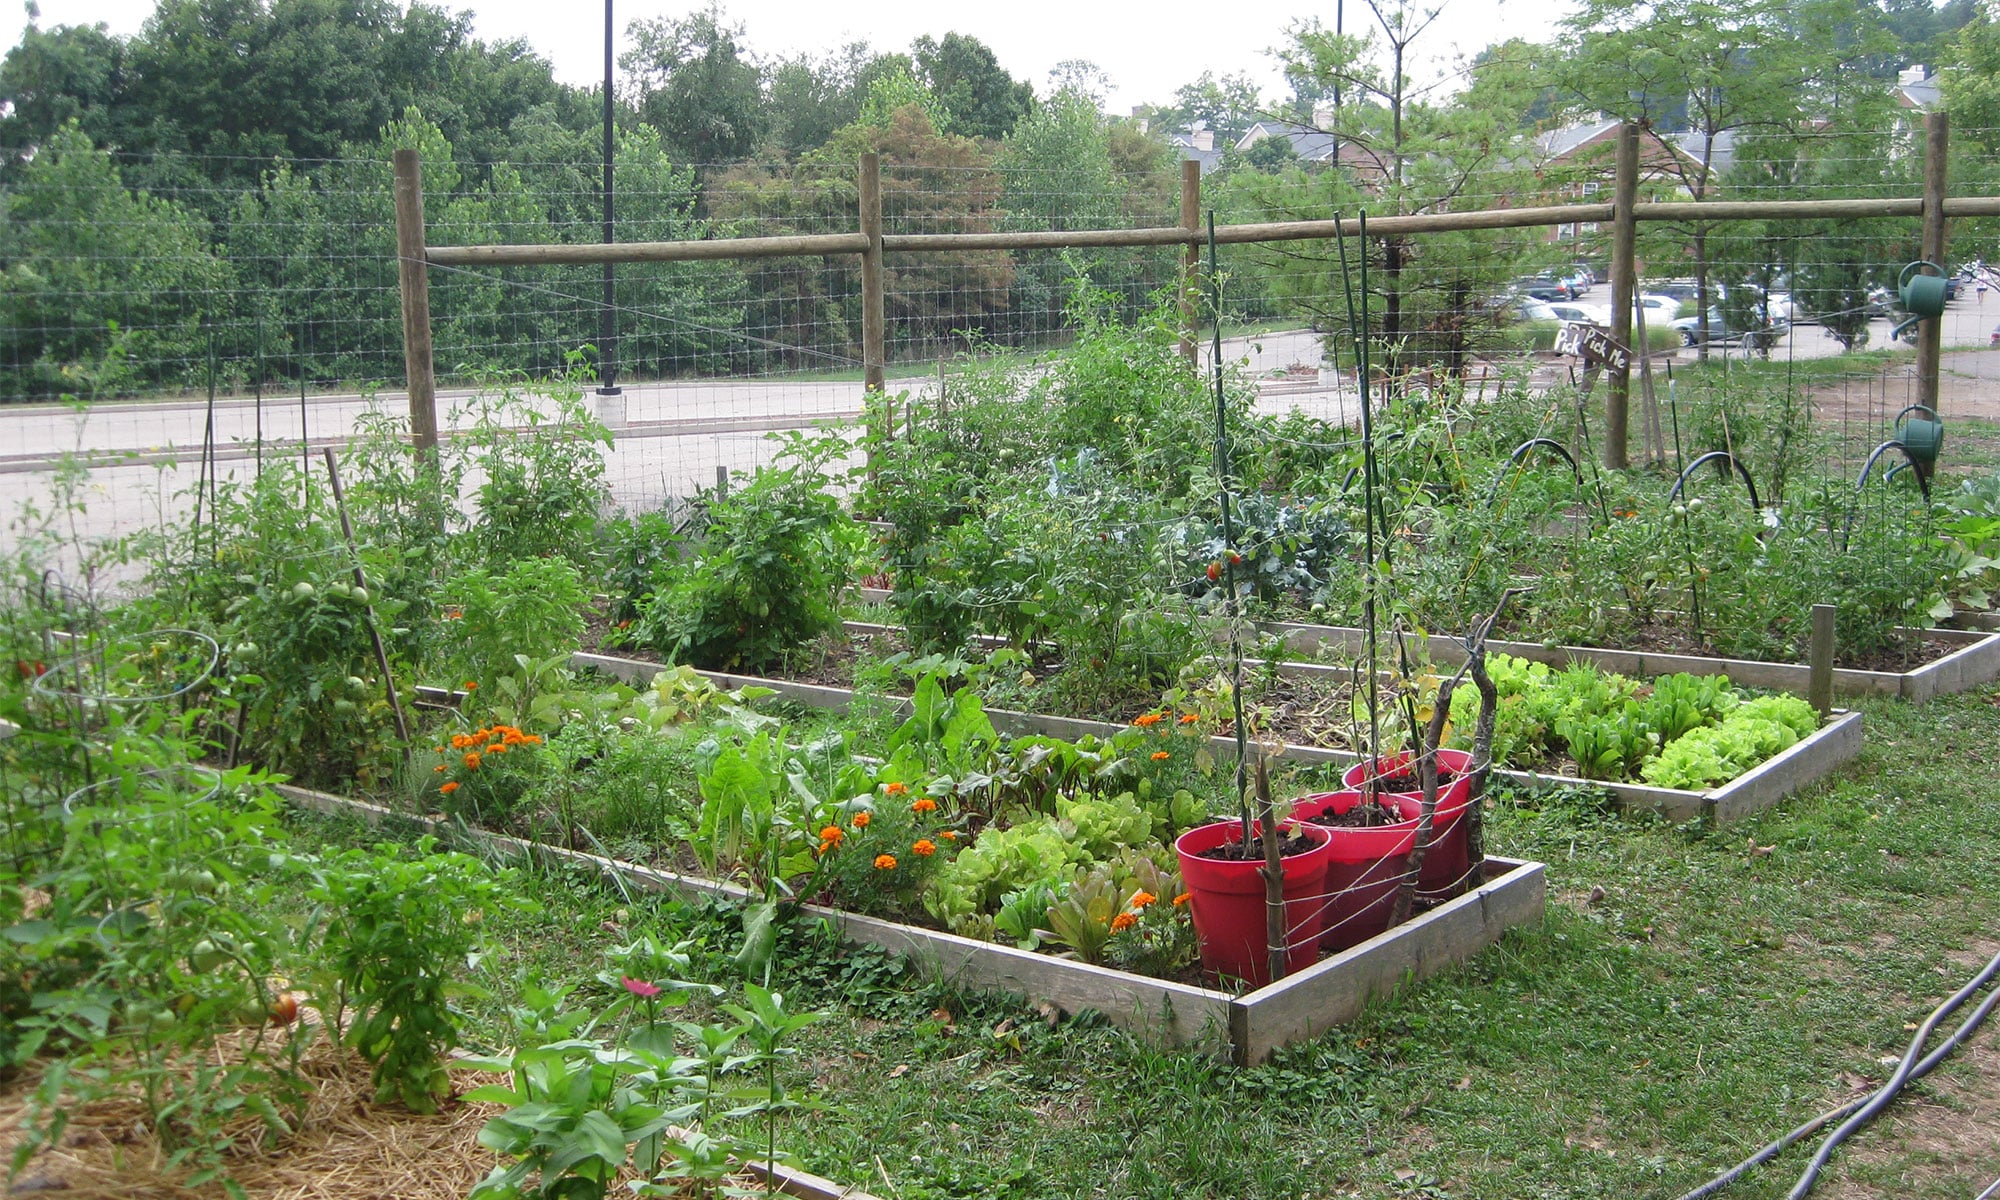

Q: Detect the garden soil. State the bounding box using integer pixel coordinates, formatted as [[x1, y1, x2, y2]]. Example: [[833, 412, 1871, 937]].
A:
[[0, 1040, 502, 1200]]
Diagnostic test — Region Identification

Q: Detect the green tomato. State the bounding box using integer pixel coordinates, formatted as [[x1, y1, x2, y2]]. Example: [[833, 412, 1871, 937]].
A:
[[290, 582, 316, 601], [190, 938, 228, 973], [349, 586, 370, 605]]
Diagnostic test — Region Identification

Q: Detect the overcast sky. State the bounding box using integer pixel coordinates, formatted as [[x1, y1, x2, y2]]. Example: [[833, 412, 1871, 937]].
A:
[[6, 0, 1578, 115]]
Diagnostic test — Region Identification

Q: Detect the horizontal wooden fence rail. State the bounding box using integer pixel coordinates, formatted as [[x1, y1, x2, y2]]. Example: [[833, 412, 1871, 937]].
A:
[[422, 196, 2000, 269]]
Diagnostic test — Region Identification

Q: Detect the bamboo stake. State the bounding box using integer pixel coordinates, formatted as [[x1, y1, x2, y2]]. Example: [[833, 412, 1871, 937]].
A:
[[322, 449, 412, 750], [1179, 159, 1202, 363]]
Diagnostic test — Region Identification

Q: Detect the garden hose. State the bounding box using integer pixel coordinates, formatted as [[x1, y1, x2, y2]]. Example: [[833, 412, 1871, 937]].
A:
[[1673, 943, 2000, 1200]]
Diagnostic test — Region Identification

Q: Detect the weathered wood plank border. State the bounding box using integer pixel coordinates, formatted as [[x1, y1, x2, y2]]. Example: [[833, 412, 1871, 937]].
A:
[[274, 784, 1541, 1064]]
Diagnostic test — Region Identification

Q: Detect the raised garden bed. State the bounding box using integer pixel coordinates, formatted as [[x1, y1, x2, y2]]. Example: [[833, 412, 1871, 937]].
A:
[[847, 587, 2000, 702], [1251, 618, 2000, 704], [570, 652, 1864, 825], [276, 784, 1544, 1067]]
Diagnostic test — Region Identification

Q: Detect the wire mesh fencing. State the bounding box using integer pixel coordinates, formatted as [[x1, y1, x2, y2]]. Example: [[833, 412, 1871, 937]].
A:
[[5, 125, 2000, 565]]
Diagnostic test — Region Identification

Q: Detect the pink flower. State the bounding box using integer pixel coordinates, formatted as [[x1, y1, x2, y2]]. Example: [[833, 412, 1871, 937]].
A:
[[621, 976, 661, 998]]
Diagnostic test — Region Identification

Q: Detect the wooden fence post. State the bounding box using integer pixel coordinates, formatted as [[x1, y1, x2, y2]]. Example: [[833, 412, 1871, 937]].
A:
[[391, 149, 438, 464], [1918, 112, 1949, 414], [1180, 159, 1202, 363], [1606, 121, 1640, 471], [1808, 604, 1837, 718], [859, 153, 887, 448]]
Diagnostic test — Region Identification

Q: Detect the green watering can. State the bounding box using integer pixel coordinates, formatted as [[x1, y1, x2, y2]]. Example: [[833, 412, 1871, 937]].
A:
[[1893, 404, 1944, 479], [1899, 260, 1950, 317]]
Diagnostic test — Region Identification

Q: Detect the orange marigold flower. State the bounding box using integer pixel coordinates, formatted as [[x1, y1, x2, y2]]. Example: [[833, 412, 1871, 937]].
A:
[[912, 839, 936, 857], [1132, 712, 1164, 728], [1150, 750, 1171, 761], [819, 825, 845, 846], [1171, 892, 1192, 908], [463, 752, 482, 770], [939, 831, 958, 841], [883, 781, 909, 797], [524, 734, 542, 745], [434, 745, 447, 753], [464, 681, 477, 690], [433, 764, 446, 773], [488, 743, 509, 755], [852, 811, 871, 829], [440, 781, 460, 795], [1110, 912, 1139, 932], [873, 854, 897, 871], [1130, 891, 1157, 908], [910, 797, 938, 813], [1178, 713, 1199, 725]]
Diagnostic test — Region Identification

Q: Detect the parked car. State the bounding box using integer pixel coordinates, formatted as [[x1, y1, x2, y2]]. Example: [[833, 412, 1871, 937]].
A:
[[1547, 302, 1611, 325], [1651, 279, 1702, 304], [1559, 267, 1593, 296], [1512, 297, 1560, 322], [1632, 293, 1681, 322], [1511, 278, 1573, 303], [1670, 305, 1780, 348]]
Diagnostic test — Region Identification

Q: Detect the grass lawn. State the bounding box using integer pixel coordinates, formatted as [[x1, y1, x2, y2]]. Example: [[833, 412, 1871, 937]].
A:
[[284, 687, 2000, 1200]]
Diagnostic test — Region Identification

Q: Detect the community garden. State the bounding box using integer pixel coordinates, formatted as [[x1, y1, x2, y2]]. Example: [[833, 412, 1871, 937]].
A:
[[6, 256, 2000, 1198]]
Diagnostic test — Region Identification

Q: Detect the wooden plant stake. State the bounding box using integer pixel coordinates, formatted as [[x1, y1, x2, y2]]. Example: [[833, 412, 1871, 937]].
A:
[[1254, 755, 1288, 986], [1388, 589, 1520, 928]]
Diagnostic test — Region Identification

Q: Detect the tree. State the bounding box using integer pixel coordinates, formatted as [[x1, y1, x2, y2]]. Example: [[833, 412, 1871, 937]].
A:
[[1559, 0, 1892, 353], [997, 88, 1125, 319], [0, 20, 132, 173], [911, 32, 1033, 140], [1148, 71, 1266, 144], [710, 105, 1011, 364], [1257, 2, 1542, 380], [764, 42, 886, 159], [623, 5, 766, 165], [1, 123, 233, 397]]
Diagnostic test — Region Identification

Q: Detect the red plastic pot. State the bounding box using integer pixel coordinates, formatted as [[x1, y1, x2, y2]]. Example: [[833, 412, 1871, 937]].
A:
[[1342, 749, 1476, 896], [1291, 790, 1419, 952], [1174, 819, 1334, 989]]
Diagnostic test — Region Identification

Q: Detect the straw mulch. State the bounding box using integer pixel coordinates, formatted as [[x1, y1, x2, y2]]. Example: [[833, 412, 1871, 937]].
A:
[[0, 1034, 505, 1200]]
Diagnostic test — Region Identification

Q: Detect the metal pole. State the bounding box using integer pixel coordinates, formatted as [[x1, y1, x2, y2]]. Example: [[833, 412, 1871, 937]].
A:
[[598, 0, 620, 398]]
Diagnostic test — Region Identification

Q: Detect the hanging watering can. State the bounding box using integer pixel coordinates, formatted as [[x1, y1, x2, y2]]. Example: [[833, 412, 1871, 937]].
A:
[[1893, 404, 1944, 478], [1899, 260, 1950, 317]]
